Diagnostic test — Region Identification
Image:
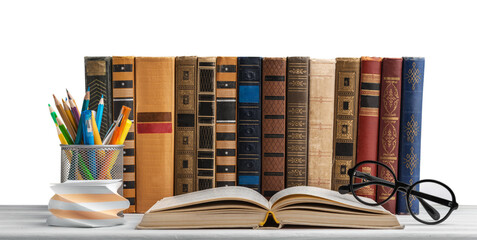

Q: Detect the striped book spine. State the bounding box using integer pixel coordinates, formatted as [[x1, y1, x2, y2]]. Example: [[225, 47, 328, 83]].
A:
[[215, 57, 237, 187], [174, 56, 198, 195], [197, 57, 217, 190], [237, 57, 262, 192], [112, 56, 136, 213]]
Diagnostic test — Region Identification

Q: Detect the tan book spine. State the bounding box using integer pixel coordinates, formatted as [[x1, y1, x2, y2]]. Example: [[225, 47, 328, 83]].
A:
[[197, 57, 217, 190], [215, 57, 237, 187], [174, 56, 198, 195], [112, 56, 136, 213], [331, 58, 360, 191], [135, 57, 175, 213], [308, 59, 336, 189]]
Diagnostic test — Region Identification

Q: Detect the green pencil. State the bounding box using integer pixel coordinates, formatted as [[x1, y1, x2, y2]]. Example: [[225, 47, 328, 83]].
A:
[[48, 104, 58, 125], [49, 105, 73, 144]]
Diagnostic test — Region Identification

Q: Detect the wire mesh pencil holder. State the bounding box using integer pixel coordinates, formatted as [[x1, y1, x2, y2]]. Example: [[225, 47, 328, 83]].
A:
[[60, 145, 124, 194]]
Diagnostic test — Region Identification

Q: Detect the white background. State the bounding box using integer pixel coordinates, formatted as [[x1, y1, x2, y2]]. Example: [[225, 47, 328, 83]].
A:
[[0, 0, 475, 205]]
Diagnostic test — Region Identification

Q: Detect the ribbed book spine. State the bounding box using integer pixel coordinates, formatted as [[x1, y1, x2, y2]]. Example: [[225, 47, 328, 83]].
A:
[[332, 58, 360, 191], [237, 57, 262, 192], [397, 57, 425, 214], [261, 57, 286, 198], [135, 57, 175, 213], [197, 57, 217, 191], [112, 56, 136, 213], [377, 57, 403, 214], [286, 57, 310, 187], [308, 59, 336, 189], [85, 56, 113, 138], [355, 57, 382, 200], [215, 57, 237, 187], [174, 56, 198, 195]]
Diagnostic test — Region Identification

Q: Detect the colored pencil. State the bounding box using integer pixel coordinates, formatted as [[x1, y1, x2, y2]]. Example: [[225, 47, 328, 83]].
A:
[[66, 89, 79, 111], [91, 112, 103, 145], [63, 98, 77, 131], [56, 125, 67, 145], [53, 94, 76, 140], [96, 95, 104, 131], [110, 106, 131, 144], [57, 116, 74, 145], [81, 87, 90, 112], [48, 104, 58, 125], [74, 111, 85, 144], [69, 98, 81, 126], [103, 113, 122, 144]]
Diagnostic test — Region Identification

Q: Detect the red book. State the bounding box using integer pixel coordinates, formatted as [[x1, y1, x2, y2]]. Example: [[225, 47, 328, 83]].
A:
[[377, 58, 403, 213], [355, 57, 382, 200]]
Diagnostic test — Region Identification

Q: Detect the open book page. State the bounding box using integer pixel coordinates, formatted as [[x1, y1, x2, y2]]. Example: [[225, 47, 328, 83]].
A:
[[269, 186, 388, 213], [147, 186, 270, 213]]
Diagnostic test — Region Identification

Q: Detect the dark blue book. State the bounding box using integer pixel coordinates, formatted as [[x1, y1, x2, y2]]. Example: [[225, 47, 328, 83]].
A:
[[237, 57, 262, 192], [397, 57, 425, 214]]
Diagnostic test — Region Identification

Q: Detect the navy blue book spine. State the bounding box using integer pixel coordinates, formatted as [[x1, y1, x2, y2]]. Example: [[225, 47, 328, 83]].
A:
[[397, 57, 425, 214], [237, 57, 262, 192]]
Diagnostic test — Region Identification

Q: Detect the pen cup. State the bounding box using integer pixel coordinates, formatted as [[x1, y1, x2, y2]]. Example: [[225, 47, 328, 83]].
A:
[[60, 144, 124, 193]]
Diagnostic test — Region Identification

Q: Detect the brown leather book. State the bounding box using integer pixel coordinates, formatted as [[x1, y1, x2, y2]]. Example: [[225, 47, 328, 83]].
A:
[[135, 57, 175, 213], [261, 57, 286, 198], [331, 58, 360, 191], [174, 56, 198, 195], [377, 58, 403, 214], [215, 57, 237, 187], [286, 57, 310, 187], [112, 56, 136, 213], [197, 57, 217, 190], [308, 59, 336, 189], [355, 57, 382, 200]]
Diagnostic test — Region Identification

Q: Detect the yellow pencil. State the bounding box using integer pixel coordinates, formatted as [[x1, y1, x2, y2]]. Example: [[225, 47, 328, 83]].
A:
[[63, 98, 78, 131], [118, 119, 132, 145], [91, 112, 103, 145], [56, 125, 67, 145]]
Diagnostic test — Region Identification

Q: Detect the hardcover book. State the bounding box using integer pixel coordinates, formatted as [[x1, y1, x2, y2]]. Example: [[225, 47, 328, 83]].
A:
[[215, 57, 237, 187], [137, 186, 401, 229], [261, 57, 287, 198], [174, 56, 198, 195], [112, 56, 136, 213], [135, 57, 175, 213], [331, 58, 360, 191], [237, 57, 262, 192], [355, 57, 382, 200], [197, 57, 217, 191], [286, 57, 310, 187], [84, 56, 113, 138], [377, 57, 403, 214], [308, 59, 336, 189], [397, 57, 425, 214]]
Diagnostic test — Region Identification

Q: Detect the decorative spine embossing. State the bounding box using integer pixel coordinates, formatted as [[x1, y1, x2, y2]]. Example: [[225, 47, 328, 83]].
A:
[[261, 57, 286, 198], [377, 58, 403, 214], [197, 57, 216, 190], [175, 57, 197, 195], [397, 57, 425, 215], [308, 59, 336, 189], [237, 57, 262, 192], [355, 57, 382, 201], [85, 57, 112, 138], [286, 57, 310, 187], [215, 57, 237, 187], [331, 58, 360, 191], [112, 56, 136, 213], [135, 57, 175, 213]]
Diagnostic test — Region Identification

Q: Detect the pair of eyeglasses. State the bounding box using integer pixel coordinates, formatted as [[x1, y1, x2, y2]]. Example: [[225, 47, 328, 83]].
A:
[[338, 161, 458, 224]]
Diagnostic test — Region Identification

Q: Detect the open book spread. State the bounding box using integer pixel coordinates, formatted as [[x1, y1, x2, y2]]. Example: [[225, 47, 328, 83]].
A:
[[137, 186, 401, 229]]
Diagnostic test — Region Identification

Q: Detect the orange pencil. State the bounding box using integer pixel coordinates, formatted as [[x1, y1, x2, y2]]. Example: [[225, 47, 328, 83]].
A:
[[110, 106, 131, 144]]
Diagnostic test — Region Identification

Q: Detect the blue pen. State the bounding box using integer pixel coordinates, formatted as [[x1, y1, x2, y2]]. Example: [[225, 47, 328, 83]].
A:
[[96, 94, 104, 131]]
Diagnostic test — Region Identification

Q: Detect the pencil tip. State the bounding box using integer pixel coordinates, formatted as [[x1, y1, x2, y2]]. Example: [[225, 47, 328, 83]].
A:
[[48, 104, 51, 107], [87, 87, 90, 92]]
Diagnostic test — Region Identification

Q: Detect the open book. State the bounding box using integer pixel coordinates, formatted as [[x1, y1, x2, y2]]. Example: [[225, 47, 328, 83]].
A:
[[137, 186, 401, 229]]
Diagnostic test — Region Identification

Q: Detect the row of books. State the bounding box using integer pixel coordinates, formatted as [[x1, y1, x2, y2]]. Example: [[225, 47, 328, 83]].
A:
[[84, 56, 424, 214]]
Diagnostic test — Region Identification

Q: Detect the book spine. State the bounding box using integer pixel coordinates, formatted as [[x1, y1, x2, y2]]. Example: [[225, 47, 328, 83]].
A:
[[135, 57, 175, 213], [377, 57, 403, 214], [215, 57, 237, 187], [355, 57, 382, 200], [174, 56, 198, 195], [286, 57, 310, 187], [397, 57, 425, 214], [261, 57, 286, 198], [197, 57, 217, 190], [84, 57, 113, 138], [308, 59, 336, 189], [237, 57, 262, 192], [331, 58, 360, 191], [112, 56, 136, 213]]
